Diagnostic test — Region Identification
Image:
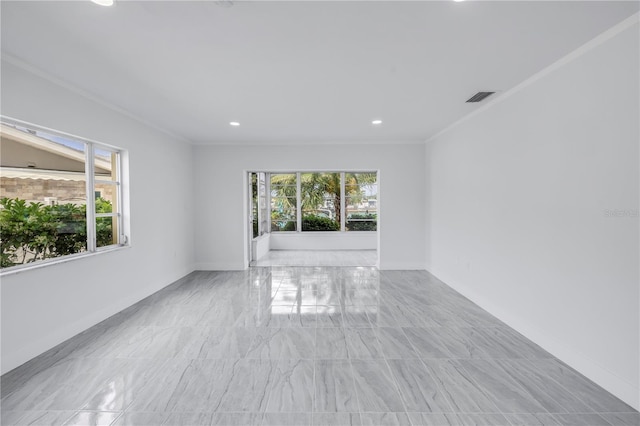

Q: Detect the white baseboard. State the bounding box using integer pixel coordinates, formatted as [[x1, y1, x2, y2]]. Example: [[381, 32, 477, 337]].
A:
[[379, 261, 427, 270], [1, 265, 196, 375], [194, 262, 246, 271], [428, 267, 640, 411]]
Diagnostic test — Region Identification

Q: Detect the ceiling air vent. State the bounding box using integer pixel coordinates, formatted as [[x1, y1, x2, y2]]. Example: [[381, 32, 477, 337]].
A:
[[466, 91, 495, 103]]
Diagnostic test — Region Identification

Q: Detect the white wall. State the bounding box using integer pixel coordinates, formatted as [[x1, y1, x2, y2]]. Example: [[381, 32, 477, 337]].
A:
[[193, 144, 426, 270], [425, 19, 639, 409], [252, 233, 271, 261], [0, 59, 195, 374], [270, 232, 376, 251]]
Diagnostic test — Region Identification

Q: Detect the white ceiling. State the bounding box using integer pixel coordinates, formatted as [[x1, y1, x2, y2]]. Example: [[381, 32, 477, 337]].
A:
[[1, 1, 638, 145]]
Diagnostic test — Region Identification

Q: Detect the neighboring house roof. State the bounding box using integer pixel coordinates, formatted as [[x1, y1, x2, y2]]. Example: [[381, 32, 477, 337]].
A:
[[0, 124, 111, 174]]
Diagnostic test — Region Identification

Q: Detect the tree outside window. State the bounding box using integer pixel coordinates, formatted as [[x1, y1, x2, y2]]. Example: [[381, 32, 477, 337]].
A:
[[269, 171, 377, 232]]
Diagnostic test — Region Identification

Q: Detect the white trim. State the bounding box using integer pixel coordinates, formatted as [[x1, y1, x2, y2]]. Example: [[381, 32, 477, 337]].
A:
[[193, 140, 426, 147], [247, 171, 253, 264], [340, 172, 346, 232], [85, 143, 97, 252], [428, 267, 640, 411], [195, 262, 246, 271], [243, 171, 250, 268], [0, 245, 130, 277], [296, 172, 302, 232], [266, 172, 271, 235], [378, 261, 426, 271], [256, 173, 262, 237], [245, 168, 377, 174], [95, 213, 119, 218], [426, 12, 640, 144], [376, 169, 382, 268], [115, 150, 124, 245]]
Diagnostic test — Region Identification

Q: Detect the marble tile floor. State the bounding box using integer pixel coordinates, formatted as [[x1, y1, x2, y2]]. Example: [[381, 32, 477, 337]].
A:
[[1, 268, 637, 426], [251, 250, 378, 267]]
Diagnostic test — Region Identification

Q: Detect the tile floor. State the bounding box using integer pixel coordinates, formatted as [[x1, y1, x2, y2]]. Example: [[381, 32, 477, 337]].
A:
[[251, 250, 378, 267], [1, 268, 637, 426]]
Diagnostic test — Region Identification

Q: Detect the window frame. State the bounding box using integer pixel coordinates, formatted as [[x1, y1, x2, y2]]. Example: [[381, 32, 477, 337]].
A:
[[90, 143, 124, 250], [269, 172, 299, 233], [266, 170, 377, 234], [344, 173, 378, 232], [0, 116, 129, 275]]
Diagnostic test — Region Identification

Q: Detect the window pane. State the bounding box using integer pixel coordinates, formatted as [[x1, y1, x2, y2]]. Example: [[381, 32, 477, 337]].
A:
[[258, 173, 267, 236], [94, 148, 118, 181], [270, 174, 297, 232], [270, 181, 297, 191], [345, 173, 377, 231], [271, 197, 297, 232], [95, 182, 117, 214], [251, 173, 259, 238], [301, 172, 340, 231], [96, 216, 117, 248], [94, 148, 120, 246], [1, 122, 87, 268]]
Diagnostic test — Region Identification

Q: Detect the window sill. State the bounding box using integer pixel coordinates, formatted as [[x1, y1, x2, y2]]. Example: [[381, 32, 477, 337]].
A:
[[271, 231, 377, 235], [0, 244, 131, 278]]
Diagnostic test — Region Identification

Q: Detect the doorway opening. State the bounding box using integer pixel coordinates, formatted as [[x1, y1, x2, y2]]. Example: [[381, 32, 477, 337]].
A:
[[246, 171, 379, 267]]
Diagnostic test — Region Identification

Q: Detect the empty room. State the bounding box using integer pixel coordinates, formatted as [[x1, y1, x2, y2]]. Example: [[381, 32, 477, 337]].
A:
[[0, 1, 638, 426]]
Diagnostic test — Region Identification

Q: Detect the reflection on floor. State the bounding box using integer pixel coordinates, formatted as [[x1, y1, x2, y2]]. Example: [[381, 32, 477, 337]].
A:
[[1, 268, 637, 426], [252, 250, 377, 267]]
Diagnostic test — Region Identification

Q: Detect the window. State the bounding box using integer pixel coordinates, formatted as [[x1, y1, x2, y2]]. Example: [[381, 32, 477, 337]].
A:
[[270, 173, 297, 232], [301, 172, 340, 231], [0, 119, 126, 271], [345, 172, 377, 231], [94, 146, 122, 247], [265, 171, 377, 233], [250, 172, 268, 238]]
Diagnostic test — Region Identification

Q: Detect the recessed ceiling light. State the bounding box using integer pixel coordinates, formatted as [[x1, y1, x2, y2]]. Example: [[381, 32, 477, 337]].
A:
[[230, 121, 240, 126], [91, 0, 114, 6], [372, 120, 382, 125], [453, 0, 465, 2]]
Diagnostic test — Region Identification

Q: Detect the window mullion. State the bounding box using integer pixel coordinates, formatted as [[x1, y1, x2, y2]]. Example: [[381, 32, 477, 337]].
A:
[[296, 172, 302, 232], [115, 151, 123, 244], [266, 173, 271, 234], [256, 174, 262, 237], [85, 144, 97, 252], [96, 213, 119, 218], [340, 172, 346, 232]]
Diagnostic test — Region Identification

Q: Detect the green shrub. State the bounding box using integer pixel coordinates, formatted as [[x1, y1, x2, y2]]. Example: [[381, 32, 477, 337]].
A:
[[271, 220, 296, 232], [302, 214, 339, 231], [50, 202, 87, 256], [346, 213, 377, 231], [0, 197, 114, 268], [271, 210, 297, 232]]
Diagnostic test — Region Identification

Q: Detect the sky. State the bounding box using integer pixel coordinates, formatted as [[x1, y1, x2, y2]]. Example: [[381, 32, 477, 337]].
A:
[[15, 125, 111, 159]]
